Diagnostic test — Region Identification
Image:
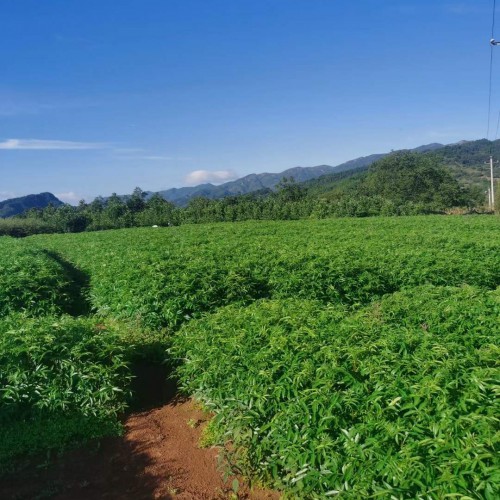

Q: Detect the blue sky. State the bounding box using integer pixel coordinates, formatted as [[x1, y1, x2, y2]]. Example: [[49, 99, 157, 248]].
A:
[[0, 0, 497, 203]]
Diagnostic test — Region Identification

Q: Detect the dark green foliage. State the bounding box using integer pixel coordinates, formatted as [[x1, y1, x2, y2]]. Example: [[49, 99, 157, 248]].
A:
[[0, 314, 131, 472], [0, 243, 81, 316], [173, 287, 499, 498], [363, 152, 469, 208], [312, 139, 500, 203], [275, 176, 307, 202], [0, 218, 56, 237], [310, 152, 483, 213], [126, 187, 147, 214], [301, 167, 367, 197], [134, 193, 178, 227], [32, 217, 500, 330], [153, 143, 444, 206]]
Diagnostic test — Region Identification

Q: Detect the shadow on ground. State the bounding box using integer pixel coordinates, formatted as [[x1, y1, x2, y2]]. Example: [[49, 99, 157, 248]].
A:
[[0, 431, 176, 500], [42, 250, 92, 316], [129, 361, 179, 411]]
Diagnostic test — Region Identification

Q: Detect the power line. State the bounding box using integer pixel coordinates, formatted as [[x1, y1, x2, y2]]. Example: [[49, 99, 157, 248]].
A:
[[487, 0, 497, 139], [487, 48, 494, 139], [495, 110, 500, 140], [492, 0, 497, 38]]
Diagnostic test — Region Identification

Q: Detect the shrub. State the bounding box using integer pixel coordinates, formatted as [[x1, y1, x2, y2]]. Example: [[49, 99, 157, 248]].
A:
[[173, 286, 499, 498], [0, 314, 131, 473], [0, 244, 81, 316]]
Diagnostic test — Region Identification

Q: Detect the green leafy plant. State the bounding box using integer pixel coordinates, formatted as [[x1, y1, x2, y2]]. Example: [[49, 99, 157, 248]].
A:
[[172, 287, 499, 498], [0, 314, 132, 473], [0, 215, 498, 496]]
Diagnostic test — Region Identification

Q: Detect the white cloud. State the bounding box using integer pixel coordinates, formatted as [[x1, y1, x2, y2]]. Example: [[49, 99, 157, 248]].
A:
[[185, 169, 238, 185], [55, 192, 84, 205], [0, 138, 106, 150]]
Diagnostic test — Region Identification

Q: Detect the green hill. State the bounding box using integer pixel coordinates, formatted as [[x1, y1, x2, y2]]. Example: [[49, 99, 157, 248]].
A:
[[425, 139, 499, 187], [0, 193, 64, 218], [301, 139, 500, 202]]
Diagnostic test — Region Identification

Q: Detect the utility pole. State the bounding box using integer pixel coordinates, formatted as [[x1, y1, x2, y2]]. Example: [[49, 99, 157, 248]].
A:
[[486, 155, 498, 211], [490, 155, 496, 210], [484, 156, 497, 210]]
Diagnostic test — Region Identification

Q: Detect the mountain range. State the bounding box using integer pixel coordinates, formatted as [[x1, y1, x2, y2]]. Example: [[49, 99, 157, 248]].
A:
[[152, 142, 444, 206], [3, 138, 498, 217]]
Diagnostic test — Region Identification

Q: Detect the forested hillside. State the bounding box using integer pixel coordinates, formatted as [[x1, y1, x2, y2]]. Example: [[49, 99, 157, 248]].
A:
[[426, 139, 500, 186], [0, 193, 63, 218], [304, 139, 500, 200]]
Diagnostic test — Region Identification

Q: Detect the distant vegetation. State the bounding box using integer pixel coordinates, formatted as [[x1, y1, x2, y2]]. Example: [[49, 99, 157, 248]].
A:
[[428, 138, 500, 186], [0, 217, 498, 498], [0, 192, 63, 218], [0, 152, 492, 237]]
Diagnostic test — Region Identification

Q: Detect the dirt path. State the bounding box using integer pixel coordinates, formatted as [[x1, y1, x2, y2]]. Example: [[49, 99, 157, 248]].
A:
[[0, 399, 280, 500]]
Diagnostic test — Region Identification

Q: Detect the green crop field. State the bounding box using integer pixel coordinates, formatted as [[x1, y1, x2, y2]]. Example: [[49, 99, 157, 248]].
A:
[[0, 216, 499, 498]]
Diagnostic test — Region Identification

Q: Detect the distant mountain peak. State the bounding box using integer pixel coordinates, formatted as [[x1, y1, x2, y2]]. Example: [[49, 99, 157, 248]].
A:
[[0, 192, 64, 218]]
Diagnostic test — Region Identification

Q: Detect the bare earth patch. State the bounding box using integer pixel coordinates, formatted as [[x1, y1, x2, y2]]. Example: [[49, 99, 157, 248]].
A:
[[0, 398, 280, 500]]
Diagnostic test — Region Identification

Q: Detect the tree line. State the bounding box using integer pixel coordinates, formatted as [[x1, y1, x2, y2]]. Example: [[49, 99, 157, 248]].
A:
[[0, 153, 491, 237]]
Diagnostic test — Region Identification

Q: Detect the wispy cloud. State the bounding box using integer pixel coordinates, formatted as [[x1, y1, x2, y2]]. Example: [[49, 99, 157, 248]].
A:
[[0, 139, 107, 150], [185, 169, 238, 185]]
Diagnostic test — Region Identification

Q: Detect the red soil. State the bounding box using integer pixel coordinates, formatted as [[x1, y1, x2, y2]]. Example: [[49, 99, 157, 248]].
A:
[[0, 398, 280, 500]]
